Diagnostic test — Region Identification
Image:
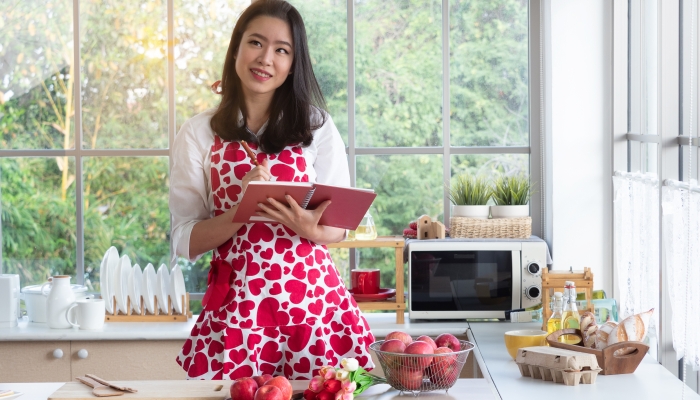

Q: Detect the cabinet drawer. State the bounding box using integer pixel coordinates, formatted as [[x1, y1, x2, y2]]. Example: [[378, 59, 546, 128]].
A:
[[70, 340, 186, 380], [0, 341, 71, 383]]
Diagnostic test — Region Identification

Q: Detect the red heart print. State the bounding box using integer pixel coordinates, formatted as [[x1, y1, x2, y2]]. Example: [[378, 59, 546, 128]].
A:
[[247, 334, 262, 350], [356, 356, 369, 368], [234, 163, 252, 180], [344, 327, 351, 335], [284, 280, 308, 304], [289, 307, 306, 324], [260, 363, 276, 376], [308, 299, 324, 316], [224, 327, 243, 348], [322, 309, 336, 324], [339, 298, 349, 311], [354, 346, 362, 354], [313, 286, 325, 298], [248, 278, 265, 296], [195, 339, 205, 352], [207, 341, 225, 357], [220, 162, 231, 176], [283, 266, 291, 275], [182, 339, 193, 355], [275, 238, 293, 254], [277, 149, 295, 164], [260, 248, 273, 260], [330, 335, 353, 356], [294, 357, 311, 374], [308, 269, 321, 285], [223, 176, 230, 185], [284, 364, 292, 377], [226, 185, 242, 202], [229, 348, 247, 364], [324, 268, 340, 288], [253, 245, 261, 252], [259, 341, 283, 363], [188, 353, 208, 378], [211, 169, 221, 191], [296, 240, 313, 257], [296, 155, 306, 172], [323, 328, 331, 335], [314, 249, 326, 264], [263, 327, 280, 338], [248, 223, 274, 243], [281, 301, 289, 310], [256, 297, 290, 327], [249, 352, 257, 363], [324, 289, 340, 305], [240, 319, 253, 329], [279, 325, 312, 352], [305, 255, 314, 266], [246, 262, 260, 277], [270, 282, 282, 295], [270, 164, 295, 181], [238, 300, 255, 318], [292, 262, 306, 280], [264, 264, 282, 280], [285, 351, 293, 362], [315, 359, 324, 367], [283, 251, 295, 263], [230, 365, 254, 381], [306, 290, 313, 298], [210, 359, 224, 372], [204, 337, 212, 344], [331, 321, 344, 333], [309, 339, 326, 356]]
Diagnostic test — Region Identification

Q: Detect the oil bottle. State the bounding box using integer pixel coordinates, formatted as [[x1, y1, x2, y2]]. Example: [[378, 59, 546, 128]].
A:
[[546, 292, 563, 334], [561, 281, 581, 344]]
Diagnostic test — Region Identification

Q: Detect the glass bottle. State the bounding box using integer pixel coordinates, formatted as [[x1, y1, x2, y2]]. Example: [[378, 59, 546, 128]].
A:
[[546, 292, 563, 334], [561, 281, 581, 344], [355, 211, 377, 240]]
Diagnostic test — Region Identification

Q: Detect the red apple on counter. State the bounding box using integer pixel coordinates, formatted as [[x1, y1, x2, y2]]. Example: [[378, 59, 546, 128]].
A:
[[263, 376, 293, 400], [385, 330, 413, 347], [435, 333, 461, 352], [392, 366, 424, 391], [252, 374, 274, 388], [254, 385, 284, 400], [428, 347, 460, 385], [380, 339, 407, 368], [405, 341, 434, 369], [416, 335, 437, 350], [230, 377, 258, 400]]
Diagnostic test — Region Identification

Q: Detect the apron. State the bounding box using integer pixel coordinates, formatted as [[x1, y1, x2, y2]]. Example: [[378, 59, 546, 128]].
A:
[[177, 135, 376, 380]]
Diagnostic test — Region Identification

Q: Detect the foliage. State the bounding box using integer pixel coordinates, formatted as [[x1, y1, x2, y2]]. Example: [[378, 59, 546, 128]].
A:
[[492, 174, 533, 206], [449, 175, 492, 205]]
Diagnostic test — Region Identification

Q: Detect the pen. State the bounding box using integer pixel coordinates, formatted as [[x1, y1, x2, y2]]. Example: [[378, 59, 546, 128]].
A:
[[240, 140, 259, 166]]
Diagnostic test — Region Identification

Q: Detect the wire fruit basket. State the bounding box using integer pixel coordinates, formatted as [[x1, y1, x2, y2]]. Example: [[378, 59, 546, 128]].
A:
[[369, 339, 475, 395]]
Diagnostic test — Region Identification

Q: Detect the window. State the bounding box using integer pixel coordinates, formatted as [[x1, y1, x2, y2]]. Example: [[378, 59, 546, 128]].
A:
[[1, 0, 540, 310]]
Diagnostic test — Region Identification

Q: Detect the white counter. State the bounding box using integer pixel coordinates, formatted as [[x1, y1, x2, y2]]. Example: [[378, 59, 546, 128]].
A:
[[468, 322, 700, 400], [0, 313, 469, 341]]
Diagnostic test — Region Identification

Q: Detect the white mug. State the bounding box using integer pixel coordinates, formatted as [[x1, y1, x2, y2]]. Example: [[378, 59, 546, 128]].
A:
[[66, 299, 105, 330]]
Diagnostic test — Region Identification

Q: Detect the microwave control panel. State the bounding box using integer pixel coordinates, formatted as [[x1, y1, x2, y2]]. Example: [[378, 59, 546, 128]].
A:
[[521, 241, 547, 309]]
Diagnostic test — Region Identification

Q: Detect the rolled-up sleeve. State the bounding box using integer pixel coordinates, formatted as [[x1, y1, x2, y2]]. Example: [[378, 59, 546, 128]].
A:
[[170, 120, 210, 262], [313, 115, 350, 187]]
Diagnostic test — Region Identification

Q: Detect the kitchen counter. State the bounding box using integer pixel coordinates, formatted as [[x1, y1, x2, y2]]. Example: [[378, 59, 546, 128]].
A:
[[0, 379, 498, 400], [468, 322, 700, 399], [0, 313, 469, 341]]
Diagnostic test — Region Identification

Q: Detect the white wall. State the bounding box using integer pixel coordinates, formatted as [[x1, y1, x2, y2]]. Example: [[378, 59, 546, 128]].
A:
[[549, 0, 613, 294]]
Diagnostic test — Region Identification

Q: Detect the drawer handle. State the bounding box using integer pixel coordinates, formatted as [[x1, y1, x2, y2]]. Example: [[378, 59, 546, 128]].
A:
[[53, 349, 63, 359], [77, 349, 89, 359]]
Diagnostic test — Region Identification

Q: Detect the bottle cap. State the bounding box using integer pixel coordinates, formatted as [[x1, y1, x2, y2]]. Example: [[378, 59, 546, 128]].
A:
[[553, 292, 563, 298]]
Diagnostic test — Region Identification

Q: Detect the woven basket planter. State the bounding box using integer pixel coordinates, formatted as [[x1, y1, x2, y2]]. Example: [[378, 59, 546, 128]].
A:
[[450, 216, 532, 239]]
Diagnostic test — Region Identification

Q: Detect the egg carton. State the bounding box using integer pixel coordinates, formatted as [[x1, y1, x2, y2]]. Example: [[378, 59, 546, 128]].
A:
[[515, 346, 602, 386]]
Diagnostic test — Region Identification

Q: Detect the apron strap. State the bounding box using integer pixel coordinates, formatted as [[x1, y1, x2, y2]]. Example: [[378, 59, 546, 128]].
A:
[[202, 259, 235, 312]]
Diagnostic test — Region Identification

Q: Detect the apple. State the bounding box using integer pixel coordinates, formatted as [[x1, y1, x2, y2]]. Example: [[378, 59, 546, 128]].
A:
[[405, 341, 434, 369], [380, 339, 407, 368], [230, 377, 258, 400], [435, 333, 461, 352], [252, 374, 274, 388], [385, 330, 413, 347], [392, 366, 424, 391], [254, 385, 284, 400], [416, 335, 437, 350], [428, 347, 460, 385], [263, 376, 293, 400]]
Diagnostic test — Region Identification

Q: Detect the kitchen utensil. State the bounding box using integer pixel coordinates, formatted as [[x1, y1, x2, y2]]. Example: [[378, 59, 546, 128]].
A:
[[67, 299, 105, 330], [170, 265, 186, 314], [350, 268, 380, 294], [129, 264, 143, 314], [74, 376, 123, 397], [43, 276, 76, 329], [370, 339, 474, 393], [49, 380, 233, 399], [113, 255, 132, 315], [100, 247, 119, 314], [21, 283, 88, 323], [156, 264, 171, 314], [142, 263, 157, 314], [85, 374, 137, 393], [503, 330, 548, 360], [546, 329, 648, 375], [0, 274, 20, 328]]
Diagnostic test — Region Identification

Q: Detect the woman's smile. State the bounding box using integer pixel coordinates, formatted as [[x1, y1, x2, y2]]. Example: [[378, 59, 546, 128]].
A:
[[250, 68, 273, 81]]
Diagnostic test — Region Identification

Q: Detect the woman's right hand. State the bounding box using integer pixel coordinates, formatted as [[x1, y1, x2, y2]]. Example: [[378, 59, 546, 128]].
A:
[[241, 158, 271, 192]]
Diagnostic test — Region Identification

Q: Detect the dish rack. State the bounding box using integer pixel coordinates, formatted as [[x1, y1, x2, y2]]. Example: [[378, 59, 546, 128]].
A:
[[104, 293, 192, 322]]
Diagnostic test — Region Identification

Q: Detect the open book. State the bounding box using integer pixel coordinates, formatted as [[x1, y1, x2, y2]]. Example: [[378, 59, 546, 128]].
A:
[[232, 181, 377, 230]]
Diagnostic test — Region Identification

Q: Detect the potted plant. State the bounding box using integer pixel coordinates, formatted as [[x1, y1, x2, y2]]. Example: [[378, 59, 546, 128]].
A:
[[449, 175, 492, 219], [490, 174, 533, 218]]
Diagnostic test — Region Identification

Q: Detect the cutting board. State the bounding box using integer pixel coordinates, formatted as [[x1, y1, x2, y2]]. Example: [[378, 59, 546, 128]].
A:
[[49, 380, 309, 400]]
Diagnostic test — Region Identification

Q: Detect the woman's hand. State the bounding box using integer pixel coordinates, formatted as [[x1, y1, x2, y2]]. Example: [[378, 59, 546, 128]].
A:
[[256, 195, 345, 245], [241, 159, 271, 192]]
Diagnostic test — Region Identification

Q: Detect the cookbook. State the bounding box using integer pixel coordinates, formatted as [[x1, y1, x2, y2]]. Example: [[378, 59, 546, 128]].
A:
[[232, 181, 376, 230]]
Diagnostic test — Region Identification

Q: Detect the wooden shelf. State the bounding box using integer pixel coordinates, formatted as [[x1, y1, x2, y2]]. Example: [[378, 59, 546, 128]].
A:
[[328, 236, 406, 324]]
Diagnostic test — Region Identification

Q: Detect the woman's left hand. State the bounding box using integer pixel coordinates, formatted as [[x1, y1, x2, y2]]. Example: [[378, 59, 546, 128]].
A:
[[256, 195, 343, 244]]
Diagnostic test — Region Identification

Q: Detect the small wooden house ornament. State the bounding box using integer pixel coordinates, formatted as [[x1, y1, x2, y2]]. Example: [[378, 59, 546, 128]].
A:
[[416, 215, 446, 240]]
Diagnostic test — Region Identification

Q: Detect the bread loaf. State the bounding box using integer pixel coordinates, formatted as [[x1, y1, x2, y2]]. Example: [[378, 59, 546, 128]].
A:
[[607, 308, 654, 346], [580, 312, 598, 348], [594, 321, 617, 349]]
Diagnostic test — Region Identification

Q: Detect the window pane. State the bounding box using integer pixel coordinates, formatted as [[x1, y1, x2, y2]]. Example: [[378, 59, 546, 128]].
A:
[[292, 0, 348, 145], [450, 0, 529, 146], [174, 0, 250, 131], [356, 154, 442, 292], [355, 1, 443, 147], [629, 0, 658, 136], [80, 0, 168, 149], [0, 0, 75, 150], [1, 158, 77, 286], [83, 157, 169, 293]]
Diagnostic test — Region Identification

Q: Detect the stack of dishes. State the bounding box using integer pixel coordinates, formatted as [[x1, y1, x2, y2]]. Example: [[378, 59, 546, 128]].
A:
[[99, 247, 187, 315]]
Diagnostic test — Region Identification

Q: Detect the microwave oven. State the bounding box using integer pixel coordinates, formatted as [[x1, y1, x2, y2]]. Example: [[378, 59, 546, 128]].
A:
[[407, 240, 548, 320]]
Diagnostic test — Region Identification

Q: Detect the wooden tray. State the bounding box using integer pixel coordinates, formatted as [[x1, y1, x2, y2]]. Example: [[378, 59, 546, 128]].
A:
[[546, 329, 648, 375]]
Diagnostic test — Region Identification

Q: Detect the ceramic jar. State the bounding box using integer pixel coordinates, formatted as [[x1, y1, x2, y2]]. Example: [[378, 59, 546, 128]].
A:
[[43, 275, 76, 329]]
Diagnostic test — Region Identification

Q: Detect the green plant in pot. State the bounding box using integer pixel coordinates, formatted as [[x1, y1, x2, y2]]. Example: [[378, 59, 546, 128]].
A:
[[449, 175, 492, 219], [490, 174, 533, 218]]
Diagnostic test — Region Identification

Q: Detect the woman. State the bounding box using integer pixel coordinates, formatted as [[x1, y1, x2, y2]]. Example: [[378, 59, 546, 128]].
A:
[[170, 0, 375, 380]]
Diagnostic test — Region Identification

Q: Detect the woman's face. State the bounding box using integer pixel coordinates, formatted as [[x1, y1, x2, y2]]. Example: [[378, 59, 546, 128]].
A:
[[235, 16, 294, 101]]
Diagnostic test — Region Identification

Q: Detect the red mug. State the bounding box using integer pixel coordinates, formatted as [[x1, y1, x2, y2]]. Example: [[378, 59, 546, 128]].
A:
[[351, 269, 380, 295]]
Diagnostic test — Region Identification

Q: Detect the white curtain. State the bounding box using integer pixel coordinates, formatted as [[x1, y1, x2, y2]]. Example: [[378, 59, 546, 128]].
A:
[[612, 172, 659, 336], [662, 180, 700, 369]]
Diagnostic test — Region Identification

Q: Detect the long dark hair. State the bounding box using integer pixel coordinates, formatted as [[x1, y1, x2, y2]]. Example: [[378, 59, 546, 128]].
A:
[[209, 0, 327, 154]]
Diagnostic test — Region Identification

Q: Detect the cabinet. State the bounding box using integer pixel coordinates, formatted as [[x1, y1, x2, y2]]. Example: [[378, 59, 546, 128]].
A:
[[0, 341, 71, 383], [327, 236, 406, 323]]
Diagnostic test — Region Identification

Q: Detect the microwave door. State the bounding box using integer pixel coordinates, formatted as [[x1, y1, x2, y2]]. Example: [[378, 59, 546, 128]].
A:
[[511, 250, 521, 311]]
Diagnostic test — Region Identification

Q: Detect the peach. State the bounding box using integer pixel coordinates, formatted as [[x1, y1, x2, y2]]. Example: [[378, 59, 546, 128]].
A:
[[230, 377, 258, 400], [435, 333, 461, 352], [254, 385, 284, 400], [416, 335, 437, 350], [252, 374, 273, 388], [385, 330, 413, 347], [263, 376, 293, 400], [405, 341, 434, 369]]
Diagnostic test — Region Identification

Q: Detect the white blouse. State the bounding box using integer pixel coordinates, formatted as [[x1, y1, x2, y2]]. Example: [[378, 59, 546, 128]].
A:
[[169, 109, 350, 262]]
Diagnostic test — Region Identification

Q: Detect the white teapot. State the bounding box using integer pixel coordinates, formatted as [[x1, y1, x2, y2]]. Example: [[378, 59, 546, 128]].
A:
[[42, 275, 76, 329]]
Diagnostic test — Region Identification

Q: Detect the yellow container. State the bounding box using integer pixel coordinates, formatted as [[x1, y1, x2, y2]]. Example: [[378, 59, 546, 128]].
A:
[[504, 330, 548, 360]]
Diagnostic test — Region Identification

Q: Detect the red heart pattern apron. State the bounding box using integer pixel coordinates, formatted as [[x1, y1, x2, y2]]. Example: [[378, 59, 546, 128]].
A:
[[176, 136, 376, 380]]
